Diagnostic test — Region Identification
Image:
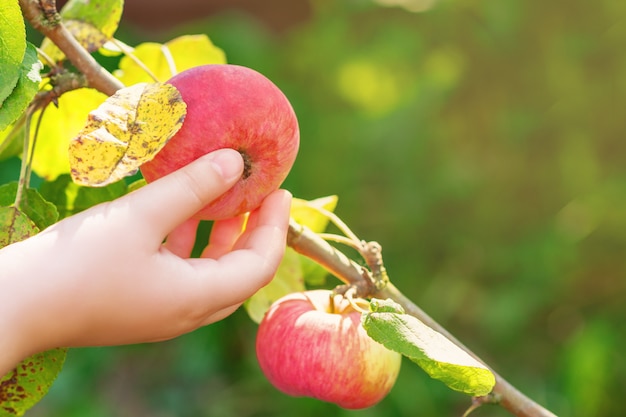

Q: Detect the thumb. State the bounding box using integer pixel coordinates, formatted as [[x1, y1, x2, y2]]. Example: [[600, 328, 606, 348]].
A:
[[126, 148, 244, 239]]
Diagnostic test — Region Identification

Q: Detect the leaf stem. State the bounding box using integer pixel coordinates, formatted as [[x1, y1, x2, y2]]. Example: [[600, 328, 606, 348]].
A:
[[311, 205, 362, 246], [14, 109, 34, 210], [25, 106, 48, 187], [318, 232, 363, 251], [35, 46, 56, 69], [161, 44, 178, 78], [110, 38, 159, 83]]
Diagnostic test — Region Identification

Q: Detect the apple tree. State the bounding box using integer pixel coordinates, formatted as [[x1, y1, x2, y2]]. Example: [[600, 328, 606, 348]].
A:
[[1, 1, 557, 416]]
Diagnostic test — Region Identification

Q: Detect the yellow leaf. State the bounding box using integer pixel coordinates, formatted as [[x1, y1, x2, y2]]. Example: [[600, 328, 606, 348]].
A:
[[39, 0, 124, 63], [69, 83, 186, 186], [31, 88, 108, 181], [114, 34, 227, 86], [290, 195, 339, 233]]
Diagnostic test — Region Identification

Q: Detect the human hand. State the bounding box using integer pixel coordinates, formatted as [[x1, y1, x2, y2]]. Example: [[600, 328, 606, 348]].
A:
[[0, 148, 291, 373]]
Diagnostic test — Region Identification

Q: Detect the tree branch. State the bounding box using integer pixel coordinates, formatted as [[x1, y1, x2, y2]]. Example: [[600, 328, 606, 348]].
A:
[[19, 0, 124, 96], [287, 219, 557, 417]]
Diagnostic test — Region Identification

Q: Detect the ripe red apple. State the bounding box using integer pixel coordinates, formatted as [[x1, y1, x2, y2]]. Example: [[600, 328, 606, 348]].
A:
[[255, 290, 402, 409], [140, 64, 299, 220]]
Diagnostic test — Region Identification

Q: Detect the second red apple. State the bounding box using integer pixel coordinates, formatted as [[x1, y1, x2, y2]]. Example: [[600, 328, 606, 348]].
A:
[[256, 290, 402, 409]]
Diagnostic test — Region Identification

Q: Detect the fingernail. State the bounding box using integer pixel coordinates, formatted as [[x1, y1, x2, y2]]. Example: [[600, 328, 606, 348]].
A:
[[208, 148, 244, 182]]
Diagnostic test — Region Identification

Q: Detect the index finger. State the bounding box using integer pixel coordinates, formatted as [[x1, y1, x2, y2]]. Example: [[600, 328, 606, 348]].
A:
[[124, 149, 243, 240]]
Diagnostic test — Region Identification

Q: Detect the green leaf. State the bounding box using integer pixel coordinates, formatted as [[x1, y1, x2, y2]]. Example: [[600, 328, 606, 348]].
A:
[[0, 0, 26, 105], [68, 82, 186, 186], [39, 174, 128, 218], [244, 248, 306, 323], [30, 87, 108, 181], [0, 348, 67, 417], [0, 43, 43, 131], [37, 174, 77, 219], [73, 180, 128, 211], [114, 34, 227, 85], [0, 183, 58, 230], [0, 206, 38, 248], [39, 0, 124, 62], [362, 299, 496, 396]]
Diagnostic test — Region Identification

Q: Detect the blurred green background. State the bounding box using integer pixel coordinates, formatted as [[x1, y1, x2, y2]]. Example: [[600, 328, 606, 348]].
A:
[[7, 0, 626, 415]]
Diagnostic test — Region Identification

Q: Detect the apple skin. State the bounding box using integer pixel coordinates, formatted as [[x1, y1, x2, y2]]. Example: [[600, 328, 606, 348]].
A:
[[140, 64, 299, 220], [256, 290, 402, 409]]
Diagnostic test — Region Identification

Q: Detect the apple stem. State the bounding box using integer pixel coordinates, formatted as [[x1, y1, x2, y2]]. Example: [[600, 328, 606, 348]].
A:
[[327, 292, 336, 314], [239, 151, 253, 179], [343, 287, 370, 314]]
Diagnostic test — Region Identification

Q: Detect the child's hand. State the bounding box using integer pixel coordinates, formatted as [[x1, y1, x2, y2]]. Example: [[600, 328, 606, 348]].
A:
[[0, 148, 292, 374]]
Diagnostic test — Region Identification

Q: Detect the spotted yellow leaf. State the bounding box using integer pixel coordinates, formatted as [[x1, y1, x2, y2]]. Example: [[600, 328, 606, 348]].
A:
[[69, 82, 186, 187], [0, 348, 67, 417], [40, 0, 124, 63]]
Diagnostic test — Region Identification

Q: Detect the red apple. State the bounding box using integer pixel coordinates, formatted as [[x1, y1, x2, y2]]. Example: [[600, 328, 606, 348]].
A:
[[140, 64, 299, 220], [256, 290, 402, 409]]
